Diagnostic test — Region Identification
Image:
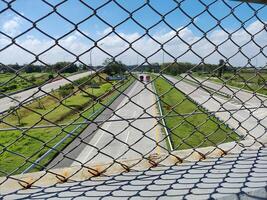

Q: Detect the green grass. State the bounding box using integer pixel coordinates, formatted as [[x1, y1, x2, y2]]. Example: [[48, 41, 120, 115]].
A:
[[153, 76, 240, 150], [194, 71, 267, 95], [0, 76, 134, 175], [0, 72, 75, 94]]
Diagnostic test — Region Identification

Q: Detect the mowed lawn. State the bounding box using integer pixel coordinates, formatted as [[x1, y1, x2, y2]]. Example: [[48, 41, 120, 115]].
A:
[[0, 76, 134, 175], [154, 77, 240, 150]]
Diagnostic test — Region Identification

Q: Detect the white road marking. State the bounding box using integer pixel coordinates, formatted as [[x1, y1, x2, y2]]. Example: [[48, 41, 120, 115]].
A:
[[72, 82, 139, 165], [72, 81, 164, 166], [166, 75, 267, 140], [71, 122, 112, 166], [125, 110, 137, 143]]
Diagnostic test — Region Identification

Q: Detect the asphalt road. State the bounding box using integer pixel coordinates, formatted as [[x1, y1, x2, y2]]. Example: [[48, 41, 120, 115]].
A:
[[0, 71, 92, 114], [71, 80, 166, 166], [48, 80, 166, 169], [181, 74, 267, 106], [164, 75, 267, 144]]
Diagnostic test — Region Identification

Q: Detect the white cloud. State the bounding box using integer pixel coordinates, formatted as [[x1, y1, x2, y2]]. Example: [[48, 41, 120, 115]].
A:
[[2, 16, 21, 36], [0, 20, 266, 67], [102, 27, 112, 35]]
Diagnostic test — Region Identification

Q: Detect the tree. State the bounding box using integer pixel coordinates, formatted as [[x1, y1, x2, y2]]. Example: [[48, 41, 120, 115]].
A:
[[58, 84, 74, 103], [81, 64, 88, 71], [218, 59, 225, 78], [52, 62, 78, 73], [48, 74, 54, 80], [103, 58, 126, 75], [34, 95, 45, 110], [9, 106, 21, 125], [25, 65, 42, 73], [59, 89, 70, 100], [30, 75, 36, 82], [257, 77, 265, 86]]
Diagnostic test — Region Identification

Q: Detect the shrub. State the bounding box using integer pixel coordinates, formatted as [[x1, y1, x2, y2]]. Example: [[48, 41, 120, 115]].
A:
[[30, 76, 36, 82], [48, 74, 54, 80], [223, 75, 231, 80], [8, 84, 17, 90]]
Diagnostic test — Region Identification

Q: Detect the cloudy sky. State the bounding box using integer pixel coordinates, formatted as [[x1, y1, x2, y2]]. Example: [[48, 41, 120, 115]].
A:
[[0, 0, 267, 67]]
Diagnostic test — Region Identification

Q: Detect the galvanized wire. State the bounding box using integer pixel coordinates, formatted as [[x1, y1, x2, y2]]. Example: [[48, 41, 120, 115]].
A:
[[0, 0, 267, 198]]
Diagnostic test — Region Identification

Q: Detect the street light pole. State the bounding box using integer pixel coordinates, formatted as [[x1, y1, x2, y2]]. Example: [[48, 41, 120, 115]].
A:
[[89, 49, 95, 113], [162, 50, 165, 65], [90, 50, 92, 67], [89, 43, 104, 114]]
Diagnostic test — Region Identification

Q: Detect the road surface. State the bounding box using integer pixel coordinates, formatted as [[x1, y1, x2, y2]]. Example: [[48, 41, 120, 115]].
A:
[[164, 75, 267, 145], [181, 74, 267, 106], [0, 71, 93, 114], [71, 80, 166, 166], [47, 81, 137, 169]]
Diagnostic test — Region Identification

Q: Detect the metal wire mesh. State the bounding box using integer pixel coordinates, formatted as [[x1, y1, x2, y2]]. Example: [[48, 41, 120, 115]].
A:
[[0, 0, 267, 198]]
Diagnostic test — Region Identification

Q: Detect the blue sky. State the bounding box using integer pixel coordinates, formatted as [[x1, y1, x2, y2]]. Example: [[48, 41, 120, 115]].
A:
[[0, 0, 266, 66]]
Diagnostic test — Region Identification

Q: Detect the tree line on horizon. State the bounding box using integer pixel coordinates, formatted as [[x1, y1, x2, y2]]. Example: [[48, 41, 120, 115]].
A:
[[1, 59, 261, 78], [0, 62, 88, 74]]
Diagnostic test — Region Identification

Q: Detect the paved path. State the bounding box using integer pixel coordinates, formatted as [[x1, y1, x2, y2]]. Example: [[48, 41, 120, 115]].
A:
[[72, 81, 166, 166], [0, 71, 92, 113], [164, 75, 267, 144]]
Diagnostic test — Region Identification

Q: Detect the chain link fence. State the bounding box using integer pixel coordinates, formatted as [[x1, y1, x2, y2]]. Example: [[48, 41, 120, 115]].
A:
[[0, 0, 267, 198]]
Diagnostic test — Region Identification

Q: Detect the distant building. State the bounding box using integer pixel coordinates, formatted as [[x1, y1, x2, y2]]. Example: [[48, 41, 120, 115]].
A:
[[106, 75, 126, 81], [127, 63, 160, 73]]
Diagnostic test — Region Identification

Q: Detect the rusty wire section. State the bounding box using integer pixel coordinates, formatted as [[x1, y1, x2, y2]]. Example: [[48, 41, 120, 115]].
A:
[[0, 0, 267, 196]]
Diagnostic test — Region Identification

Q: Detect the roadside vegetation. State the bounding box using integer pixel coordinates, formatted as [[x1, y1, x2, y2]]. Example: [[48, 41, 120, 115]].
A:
[[194, 71, 267, 95], [153, 76, 240, 150], [137, 59, 266, 96], [0, 61, 86, 94], [0, 73, 53, 94], [0, 72, 134, 175], [152, 60, 267, 96]]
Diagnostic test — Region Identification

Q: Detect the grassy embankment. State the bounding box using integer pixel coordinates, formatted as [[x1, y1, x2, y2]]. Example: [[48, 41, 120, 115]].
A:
[[153, 76, 240, 150], [194, 71, 267, 95], [0, 72, 74, 94], [0, 74, 134, 175]]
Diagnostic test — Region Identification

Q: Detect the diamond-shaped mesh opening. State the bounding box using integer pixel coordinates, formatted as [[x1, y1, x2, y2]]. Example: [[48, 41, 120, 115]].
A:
[[0, 0, 267, 198], [11, 0, 52, 21], [97, 1, 129, 26], [36, 12, 74, 39]]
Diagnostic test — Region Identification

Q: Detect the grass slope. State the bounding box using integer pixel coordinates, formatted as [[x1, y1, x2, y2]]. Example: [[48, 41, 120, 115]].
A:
[[0, 72, 75, 94], [153, 76, 240, 150], [195, 72, 267, 95], [0, 76, 134, 175]]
